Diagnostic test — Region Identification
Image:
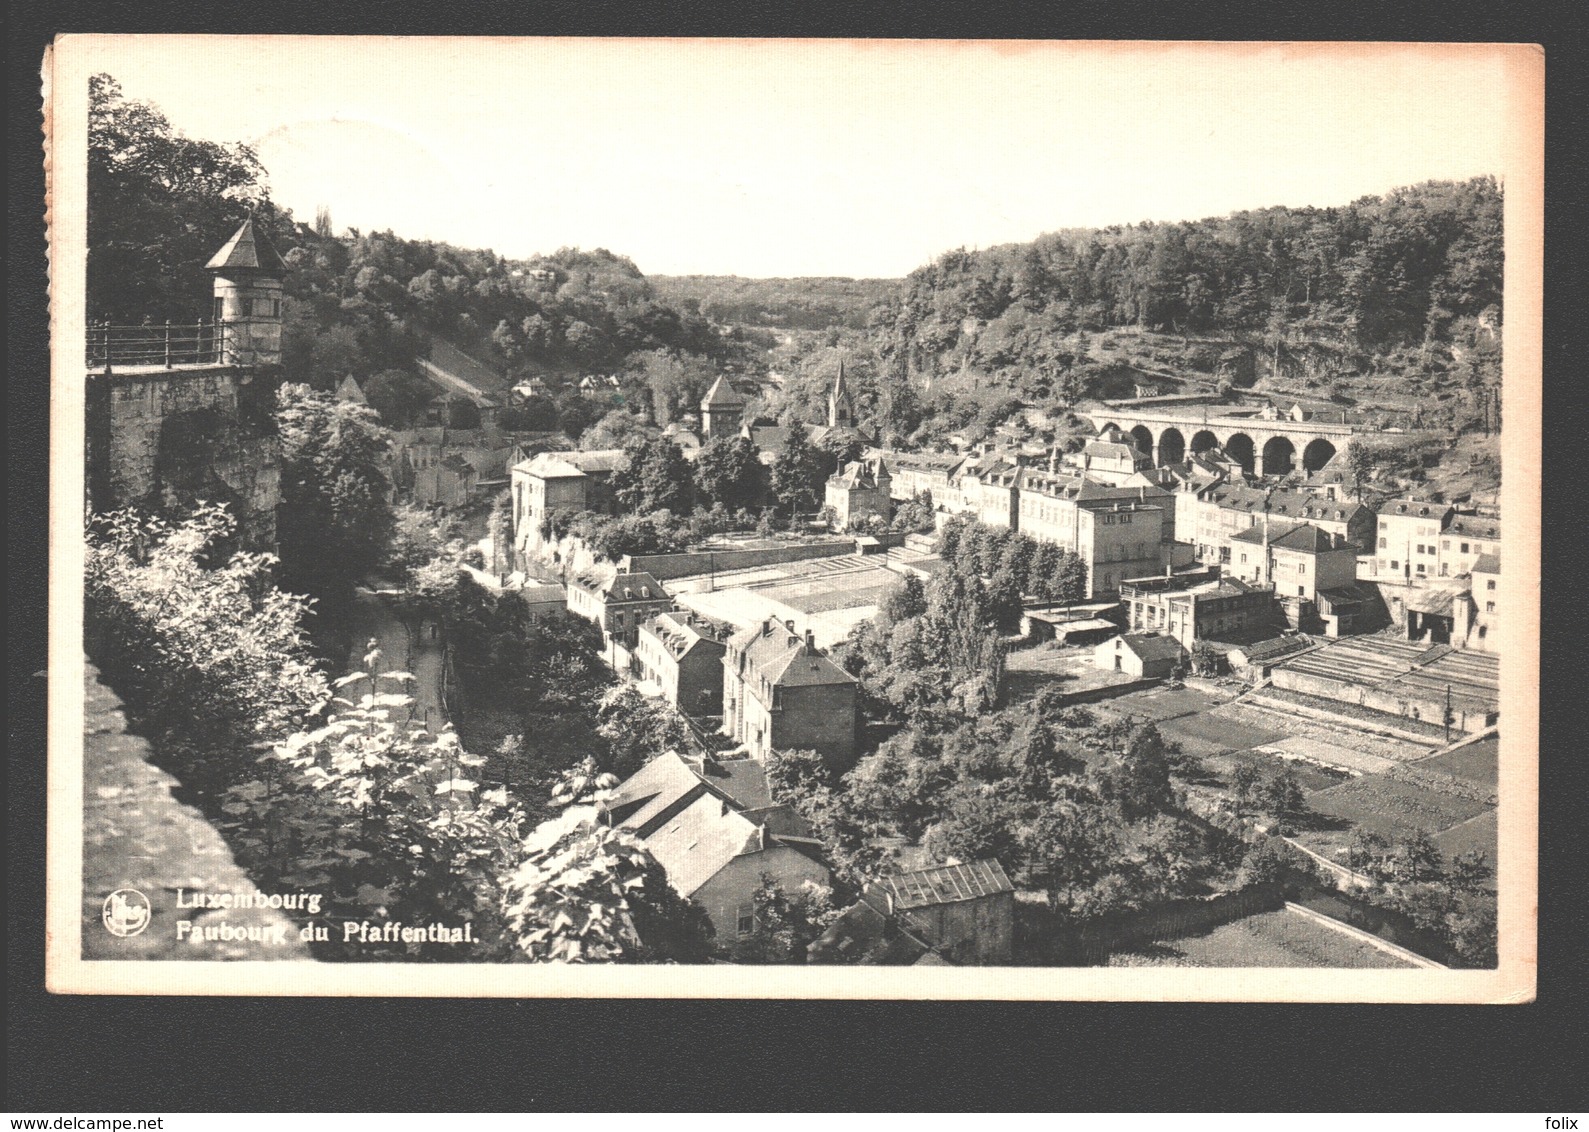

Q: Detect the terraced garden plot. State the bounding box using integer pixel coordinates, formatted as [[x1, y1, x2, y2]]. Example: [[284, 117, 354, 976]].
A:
[[1105, 908, 1414, 969], [1157, 711, 1287, 758], [1413, 736, 1498, 789], [1207, 747, 1349, 794], [1307, 774, 1491, 840], [1434, 809, 1498, 867], [1091, 685, 1225, 723], [1212, 701, 1432, 764]]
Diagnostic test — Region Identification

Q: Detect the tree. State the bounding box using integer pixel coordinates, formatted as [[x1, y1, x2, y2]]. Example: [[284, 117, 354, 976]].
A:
[[1449, 849, 1493, 893], [771, 425, 825, 518], [725, 875, 840, 964], [766, 748, 835, 807], [222, 647, 527, 960], [363, 369, 433, 428], [880, 574, 928, 623], [923, 781, 1027, 872], [580, 409, 652, 451], [613, 436, 694, 516], [891, 490, 937, 534], [1049, 551, 1090, 607], [693, 435, 767, 513], [88, 74, 280, 322], [274, 383, 395, 601], [84, 504, 331, 800], [500, 765, 713, 963], [1392, 830, 1445, 884], [1106, 723, 1177, 822], [595, 685, 689, 780], [985, 565, 1025, 634], [1231, 763, 1263, 817], [1259, 769, 1307, 835]]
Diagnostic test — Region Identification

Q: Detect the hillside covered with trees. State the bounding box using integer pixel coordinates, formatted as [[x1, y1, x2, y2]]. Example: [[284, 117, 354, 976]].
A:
[[87, 75, 737, 440], [648, 275, 899, 331], [862, 178, 1503, 443]]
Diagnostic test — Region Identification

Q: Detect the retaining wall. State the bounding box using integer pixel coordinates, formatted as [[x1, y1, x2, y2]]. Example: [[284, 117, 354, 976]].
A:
[[621, 540, 855, 580]]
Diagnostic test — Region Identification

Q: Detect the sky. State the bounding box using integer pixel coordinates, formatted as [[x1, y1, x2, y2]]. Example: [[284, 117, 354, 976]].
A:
[[78, 38, 1517, 279]]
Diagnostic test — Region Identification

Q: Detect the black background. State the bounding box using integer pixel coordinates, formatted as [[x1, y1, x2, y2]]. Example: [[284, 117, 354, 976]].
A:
[[9, 0, 1587, 1113]]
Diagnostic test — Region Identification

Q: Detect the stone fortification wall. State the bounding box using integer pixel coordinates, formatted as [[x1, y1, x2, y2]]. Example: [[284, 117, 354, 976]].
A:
[[81, 663, 309, 960], [86, 366, 281, 546]]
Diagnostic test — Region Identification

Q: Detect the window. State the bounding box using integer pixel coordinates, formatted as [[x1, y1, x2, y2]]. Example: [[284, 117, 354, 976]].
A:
[[1487, 579, 1496, 591], [1461, 542, 1470, 554], [1390, 561, 1399, 571], [1379, 537, 1388, 549], [1298, 563, 1307, 575], [1298, 586, 1305, 596], [1485, 601, 1495, 613], [737, 909, 755, 937], [1443, 540, 1451, 551], [1478, 625, 1488, 639], [1441, 564, 1449, 576], [1240, 554, 1248, 564]]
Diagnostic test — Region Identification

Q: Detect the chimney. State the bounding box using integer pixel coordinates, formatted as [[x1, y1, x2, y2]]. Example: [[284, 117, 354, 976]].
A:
[[805, 629, 816, 653], [785, 619, 796, 635], [761, 618, 773, 636]]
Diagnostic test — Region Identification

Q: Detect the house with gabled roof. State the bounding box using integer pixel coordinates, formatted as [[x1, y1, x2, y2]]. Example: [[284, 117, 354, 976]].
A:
[[723, 617, 859, 769], [604, 751, 830, 945], [566, 570, 673, 650], [635, 610, 732, 715], [1094, 631, 1187, 678], [824, 455, 892, 530]]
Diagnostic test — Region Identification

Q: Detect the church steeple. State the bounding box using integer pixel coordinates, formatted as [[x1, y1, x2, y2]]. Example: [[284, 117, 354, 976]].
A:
[[828, 360, 854, 429]]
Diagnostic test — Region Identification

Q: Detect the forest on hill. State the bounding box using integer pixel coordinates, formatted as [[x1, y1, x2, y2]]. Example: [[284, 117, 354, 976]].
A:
[[647, 275, 899, 331], [87, 75, 738, 433], [858, 178, 1503, 441], [86, 69, 1504, 463]]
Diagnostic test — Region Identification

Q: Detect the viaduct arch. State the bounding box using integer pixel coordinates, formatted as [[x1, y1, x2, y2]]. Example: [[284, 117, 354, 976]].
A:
[[1086, 406, 1354, 477]]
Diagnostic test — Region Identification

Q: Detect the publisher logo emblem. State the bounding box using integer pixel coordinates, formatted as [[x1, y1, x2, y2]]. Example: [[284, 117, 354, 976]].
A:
[[103, 888, 152, 937]]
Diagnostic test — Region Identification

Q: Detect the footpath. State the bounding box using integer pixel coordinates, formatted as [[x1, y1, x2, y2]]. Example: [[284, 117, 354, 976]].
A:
[[347, 587, 447, 732]]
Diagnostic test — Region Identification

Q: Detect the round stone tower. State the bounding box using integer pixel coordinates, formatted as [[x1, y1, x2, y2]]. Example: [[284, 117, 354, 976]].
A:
[[205, 218, 286, 368]]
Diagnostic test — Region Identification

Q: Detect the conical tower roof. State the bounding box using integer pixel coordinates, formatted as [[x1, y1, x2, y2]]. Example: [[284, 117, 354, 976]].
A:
[[702, 375, 746, 407], [205, 218, 286, 273], [832, 359, 848, 400]]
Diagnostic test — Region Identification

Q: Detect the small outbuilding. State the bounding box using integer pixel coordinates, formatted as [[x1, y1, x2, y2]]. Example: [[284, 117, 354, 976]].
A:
[[1093, 632, 1186, 679]]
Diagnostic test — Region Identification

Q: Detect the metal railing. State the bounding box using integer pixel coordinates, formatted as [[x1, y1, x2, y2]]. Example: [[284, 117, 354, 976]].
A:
[[86, 319, 231, 371]]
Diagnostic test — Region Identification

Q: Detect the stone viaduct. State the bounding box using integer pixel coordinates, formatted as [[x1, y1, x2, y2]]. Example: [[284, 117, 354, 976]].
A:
[[1081, 405, 1355, 478]]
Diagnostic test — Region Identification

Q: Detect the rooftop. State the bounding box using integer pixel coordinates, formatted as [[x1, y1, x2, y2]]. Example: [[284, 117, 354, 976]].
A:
[[702, 375, 746, 408], [204, 218, 286, 273], [514, 449, 628, 479], [1116, 632, 1188, 663], [1446, 514, 1502, 541], [870, 860, 1013, 911], [1229, 522, 1353, 554], [574, 571, 669, 603]]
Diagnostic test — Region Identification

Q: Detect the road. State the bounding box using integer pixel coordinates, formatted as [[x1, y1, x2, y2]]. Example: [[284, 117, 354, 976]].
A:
[[347, 587, 447, 733]]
